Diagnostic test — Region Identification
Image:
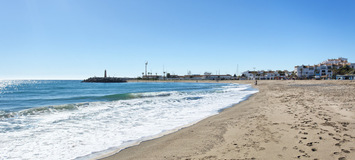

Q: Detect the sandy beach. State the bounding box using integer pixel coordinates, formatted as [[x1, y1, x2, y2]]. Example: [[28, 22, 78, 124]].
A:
[[101, 80, 355, 160]]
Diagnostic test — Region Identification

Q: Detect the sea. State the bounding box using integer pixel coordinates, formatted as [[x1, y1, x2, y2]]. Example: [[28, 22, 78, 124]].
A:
[[0, 80, 258, 160]]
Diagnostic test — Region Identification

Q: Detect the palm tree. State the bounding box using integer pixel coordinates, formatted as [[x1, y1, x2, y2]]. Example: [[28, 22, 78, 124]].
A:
[[299, 68, 303, 80], [330, 67, 338, 79]]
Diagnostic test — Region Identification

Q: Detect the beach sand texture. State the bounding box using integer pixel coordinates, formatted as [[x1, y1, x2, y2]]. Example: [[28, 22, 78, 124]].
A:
[[101, 80, 355, 160]]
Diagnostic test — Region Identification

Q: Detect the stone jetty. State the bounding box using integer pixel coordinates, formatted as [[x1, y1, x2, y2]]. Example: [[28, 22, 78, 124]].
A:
[[82, 70, 127, 83], [82, 77, 127, 83]]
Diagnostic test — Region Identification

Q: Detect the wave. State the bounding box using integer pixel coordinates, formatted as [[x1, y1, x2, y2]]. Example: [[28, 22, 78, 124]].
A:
[[100, 91, 174, 101], [0, 83, 259, 160], [0, 84, 256, 120], [1, 85, 254, 119], [0, 91, 177, 119], [17, 92, 176, 103], [0, 103, 88, 119]]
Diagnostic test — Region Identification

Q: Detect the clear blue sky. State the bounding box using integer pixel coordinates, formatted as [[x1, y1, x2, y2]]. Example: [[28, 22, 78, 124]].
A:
[[1, 0, 354, 79]]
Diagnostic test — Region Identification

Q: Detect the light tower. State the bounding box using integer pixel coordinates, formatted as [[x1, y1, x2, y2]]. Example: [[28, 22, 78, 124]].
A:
[[104, 70, 107, 78], [145, 61, 148, 76]]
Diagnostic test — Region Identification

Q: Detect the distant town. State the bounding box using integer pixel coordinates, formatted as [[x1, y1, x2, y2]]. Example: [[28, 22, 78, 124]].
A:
[[138, 57, 355, 81]]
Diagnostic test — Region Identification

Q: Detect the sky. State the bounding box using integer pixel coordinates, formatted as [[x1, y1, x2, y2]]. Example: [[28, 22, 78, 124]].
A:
[[1, 0, 354, 79]]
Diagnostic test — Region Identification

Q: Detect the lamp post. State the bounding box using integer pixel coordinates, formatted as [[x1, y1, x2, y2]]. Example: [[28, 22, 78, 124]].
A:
[[253, 67, 256, 80]]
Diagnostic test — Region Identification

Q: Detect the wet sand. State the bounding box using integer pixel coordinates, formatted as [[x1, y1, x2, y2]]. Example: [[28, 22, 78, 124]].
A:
[[100, 80, 355, 160]]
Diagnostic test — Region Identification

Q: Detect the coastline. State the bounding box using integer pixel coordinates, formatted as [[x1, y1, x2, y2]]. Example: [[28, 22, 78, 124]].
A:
[[98, 80, 355, 160], [93, 80, 257, 160]]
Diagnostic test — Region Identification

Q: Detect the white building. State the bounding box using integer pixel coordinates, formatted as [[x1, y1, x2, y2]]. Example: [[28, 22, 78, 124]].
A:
[[294, 57, 355, 79], [242, 71, 257, 80], [205, 75, 233, 80], [182, 75, 205, 80], [294, 57, 353, 79], [322, 57, 348, 65], [294, 65, 318, 79], [336, 75, 355, 80], [173, 74, 233, 80], [242, 70, 291, 80], [265, 72, 276, 79]]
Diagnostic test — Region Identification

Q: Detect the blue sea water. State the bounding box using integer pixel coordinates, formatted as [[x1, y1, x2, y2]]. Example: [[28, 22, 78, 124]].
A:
[[0, 80, 258, 160]]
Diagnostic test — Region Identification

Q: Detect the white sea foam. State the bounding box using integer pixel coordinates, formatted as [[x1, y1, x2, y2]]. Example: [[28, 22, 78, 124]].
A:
[[0, 83, 257, 160]]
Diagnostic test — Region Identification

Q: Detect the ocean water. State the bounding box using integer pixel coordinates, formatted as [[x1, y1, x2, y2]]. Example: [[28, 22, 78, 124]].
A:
[[0, 80, 258, 160]]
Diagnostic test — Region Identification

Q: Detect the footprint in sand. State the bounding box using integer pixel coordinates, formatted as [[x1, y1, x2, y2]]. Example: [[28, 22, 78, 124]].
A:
[[302, 153, 310, 158], [306, 142, 313, 146], [339, 122, 349, 127], [333, 137, 341, 141], [341, 149, 350, 153]]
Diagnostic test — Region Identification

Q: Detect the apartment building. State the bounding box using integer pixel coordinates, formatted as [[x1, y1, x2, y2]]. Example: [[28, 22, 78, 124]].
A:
[[294, 57, 354, 79]]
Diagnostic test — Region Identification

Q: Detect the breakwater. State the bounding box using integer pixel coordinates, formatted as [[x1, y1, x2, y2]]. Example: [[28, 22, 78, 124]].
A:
[[82, 77, 127, 83]]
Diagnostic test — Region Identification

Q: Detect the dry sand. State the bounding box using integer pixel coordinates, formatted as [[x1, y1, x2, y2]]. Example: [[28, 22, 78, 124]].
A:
[[100, 80, 355, 160]]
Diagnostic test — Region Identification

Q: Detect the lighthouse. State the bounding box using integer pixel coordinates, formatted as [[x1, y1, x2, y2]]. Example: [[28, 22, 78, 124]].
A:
[[82, 69, 126, 83]]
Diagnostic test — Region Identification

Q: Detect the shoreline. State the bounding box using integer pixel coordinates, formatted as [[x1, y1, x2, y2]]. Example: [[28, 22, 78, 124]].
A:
[[93, 81, 257, 160], [99, 80, 355, 160]]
